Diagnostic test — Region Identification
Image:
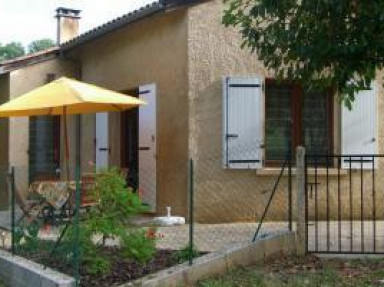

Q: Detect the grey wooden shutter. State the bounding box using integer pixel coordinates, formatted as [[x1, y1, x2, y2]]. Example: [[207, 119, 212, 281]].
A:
[[342, 82, 377, 169], [223, 77, 263, 169], [138, 84, 157, 211]]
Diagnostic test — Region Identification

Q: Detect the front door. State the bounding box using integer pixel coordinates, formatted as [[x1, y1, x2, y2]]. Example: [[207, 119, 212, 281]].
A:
[[96, 112, 109, 170], [138, 84, 157, 211]]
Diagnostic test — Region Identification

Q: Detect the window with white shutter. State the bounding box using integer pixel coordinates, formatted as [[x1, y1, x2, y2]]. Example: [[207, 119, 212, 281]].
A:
[[222, 77, 264, 169], [342, 83, 377, 169]]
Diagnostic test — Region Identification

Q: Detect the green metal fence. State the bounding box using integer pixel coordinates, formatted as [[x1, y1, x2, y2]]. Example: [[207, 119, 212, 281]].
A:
[[0, 156, 292, 286]]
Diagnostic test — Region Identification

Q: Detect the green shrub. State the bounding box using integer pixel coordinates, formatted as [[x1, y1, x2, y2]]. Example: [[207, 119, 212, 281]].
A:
[[120, 229, 156, 264], [69, 167, 156, 274], [174, 244, 200, 263], [13, 221, 42, 253]]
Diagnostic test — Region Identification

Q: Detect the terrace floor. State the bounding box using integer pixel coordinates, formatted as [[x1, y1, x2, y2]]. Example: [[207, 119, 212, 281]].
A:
[[1, 211, 384, 254]]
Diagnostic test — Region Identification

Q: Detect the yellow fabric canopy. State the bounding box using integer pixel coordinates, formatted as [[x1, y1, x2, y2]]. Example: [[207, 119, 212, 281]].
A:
[[0, 77, 145, 117]]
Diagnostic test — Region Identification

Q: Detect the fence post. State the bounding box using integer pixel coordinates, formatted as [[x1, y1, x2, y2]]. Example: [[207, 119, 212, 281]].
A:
[[288, 152, 292, 231], [295, 146, 306, 256], [188, 158, 194, 265], [73, 114, 81, 286]]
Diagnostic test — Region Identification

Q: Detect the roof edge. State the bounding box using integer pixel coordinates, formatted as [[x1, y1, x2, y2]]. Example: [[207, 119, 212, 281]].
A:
[[0, 47, 60, 75], [61, 0, 205, 52], [61, 2, 165, 51]]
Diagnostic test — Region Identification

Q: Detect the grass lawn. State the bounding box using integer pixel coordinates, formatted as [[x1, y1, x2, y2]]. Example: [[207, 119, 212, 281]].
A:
[[198, 255, 384, 287]]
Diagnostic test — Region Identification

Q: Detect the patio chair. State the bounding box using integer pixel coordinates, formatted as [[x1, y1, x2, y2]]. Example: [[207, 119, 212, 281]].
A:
[[13, 184, 47, 225], [16, 176, 70, 226], [79, 174, 99, 210]]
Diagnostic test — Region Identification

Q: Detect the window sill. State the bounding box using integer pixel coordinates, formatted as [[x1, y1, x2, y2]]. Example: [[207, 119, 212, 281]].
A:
[[255, 168, 348, 177]]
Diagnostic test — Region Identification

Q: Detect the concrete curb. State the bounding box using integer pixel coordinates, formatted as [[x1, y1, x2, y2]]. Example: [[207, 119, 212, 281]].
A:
[[120, 231, 296, 287], [0, 231, 295, 287], [0, 249, 75, 287]]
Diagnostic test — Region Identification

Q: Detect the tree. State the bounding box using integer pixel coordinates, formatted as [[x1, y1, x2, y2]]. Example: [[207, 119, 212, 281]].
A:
[[0, 42, 25, 61], [28, 38, 55, 54], [223, 1, 384, 108]]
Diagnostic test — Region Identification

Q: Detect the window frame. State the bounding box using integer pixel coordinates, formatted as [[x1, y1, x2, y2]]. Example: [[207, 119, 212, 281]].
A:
[[264, 79, 334, 166]]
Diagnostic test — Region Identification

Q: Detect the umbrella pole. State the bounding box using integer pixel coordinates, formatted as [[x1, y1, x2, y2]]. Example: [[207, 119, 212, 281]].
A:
[[63, 107, 72, 217], [63, 107, 70, 181]]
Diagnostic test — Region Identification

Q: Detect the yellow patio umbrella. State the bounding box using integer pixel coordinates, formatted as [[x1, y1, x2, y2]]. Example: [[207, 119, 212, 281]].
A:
[[0, 77, 145, 117], [0, 77, 145, 180]]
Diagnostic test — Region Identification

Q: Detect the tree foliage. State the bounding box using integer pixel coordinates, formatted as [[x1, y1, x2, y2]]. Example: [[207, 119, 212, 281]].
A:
[[223, 1, 384, 108], [28, 38, 55, 54], [0, 42, 25, 61]]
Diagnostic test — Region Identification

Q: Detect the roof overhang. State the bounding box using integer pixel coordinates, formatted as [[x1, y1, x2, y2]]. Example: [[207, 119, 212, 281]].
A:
[[0, 47, 60, 75], [61, 0, 205, 52], [0, 0, 206, 73]]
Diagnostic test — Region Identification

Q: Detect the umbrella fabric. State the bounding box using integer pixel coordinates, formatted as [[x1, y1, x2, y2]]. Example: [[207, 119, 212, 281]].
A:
[[0, 77, 145, 117]]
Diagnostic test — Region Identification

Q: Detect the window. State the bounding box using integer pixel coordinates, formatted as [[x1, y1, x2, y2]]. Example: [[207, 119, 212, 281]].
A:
[[29, 116, 61, 183], [265, 80, 333, 163], [223, 77, 377, 170]]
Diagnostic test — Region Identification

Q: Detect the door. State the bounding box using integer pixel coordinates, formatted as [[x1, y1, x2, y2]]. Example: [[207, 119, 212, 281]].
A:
[[139, 84, 156, 211], [96, 112, 109, 170]]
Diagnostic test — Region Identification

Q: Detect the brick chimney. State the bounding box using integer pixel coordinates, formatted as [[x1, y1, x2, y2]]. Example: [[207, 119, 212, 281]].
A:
[[55, 7, 81, 45]]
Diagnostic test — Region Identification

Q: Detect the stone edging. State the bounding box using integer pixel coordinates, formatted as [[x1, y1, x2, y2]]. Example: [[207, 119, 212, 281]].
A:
[[0, 249, 75, 287], [0, 231, 295, 287], [119, 231, 296, 287]]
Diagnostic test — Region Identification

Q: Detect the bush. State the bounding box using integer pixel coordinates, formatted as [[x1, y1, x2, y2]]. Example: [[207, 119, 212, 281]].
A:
[[68, 168, 156, 274], [174, 244, 200, 264]]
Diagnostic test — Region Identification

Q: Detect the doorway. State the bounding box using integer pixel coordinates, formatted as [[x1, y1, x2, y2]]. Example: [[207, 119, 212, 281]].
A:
[[121, 84, 157, 212], [121, 88, 139, 189]]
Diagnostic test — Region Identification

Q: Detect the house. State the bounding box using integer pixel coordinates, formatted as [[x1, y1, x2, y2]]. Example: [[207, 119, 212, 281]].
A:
[[0, 0, 382, 222]]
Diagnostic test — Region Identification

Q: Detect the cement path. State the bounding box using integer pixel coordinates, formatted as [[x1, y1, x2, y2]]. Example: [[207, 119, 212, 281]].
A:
[[307, 220, 384, 253], [2, 217, 384, 254]]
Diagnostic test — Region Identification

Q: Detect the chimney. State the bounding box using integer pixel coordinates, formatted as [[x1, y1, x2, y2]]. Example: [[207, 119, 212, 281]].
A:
[[55, 7, 81, 45]]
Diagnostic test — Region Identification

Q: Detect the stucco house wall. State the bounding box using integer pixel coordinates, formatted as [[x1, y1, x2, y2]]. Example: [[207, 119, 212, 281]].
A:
[[68, 8, 190, 216], [1, 0, 383, 223], [187, 0, 384, 222], [0, 73, 9, 209]]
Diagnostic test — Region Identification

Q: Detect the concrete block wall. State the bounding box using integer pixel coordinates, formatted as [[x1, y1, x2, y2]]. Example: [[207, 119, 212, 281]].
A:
[[121, 231, 296, 287], [0, 250, 75, 287], [0, 232, 295, 287]]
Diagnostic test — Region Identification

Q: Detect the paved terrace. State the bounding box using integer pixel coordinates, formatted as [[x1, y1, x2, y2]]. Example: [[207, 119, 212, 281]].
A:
[[2, 216, 383, 254]]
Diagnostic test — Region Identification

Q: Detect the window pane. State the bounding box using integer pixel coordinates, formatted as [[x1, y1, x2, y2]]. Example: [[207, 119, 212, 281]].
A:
[[302, 90, 330, 156], [265, 84, 292, 161]]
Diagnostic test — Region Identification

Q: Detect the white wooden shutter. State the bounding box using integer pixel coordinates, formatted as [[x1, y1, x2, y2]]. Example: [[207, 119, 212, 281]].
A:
[[139, 84, 157, 211], [95, 112, 109, 170], [223, 77, 263, 169], [342, 83, 377, 169]]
